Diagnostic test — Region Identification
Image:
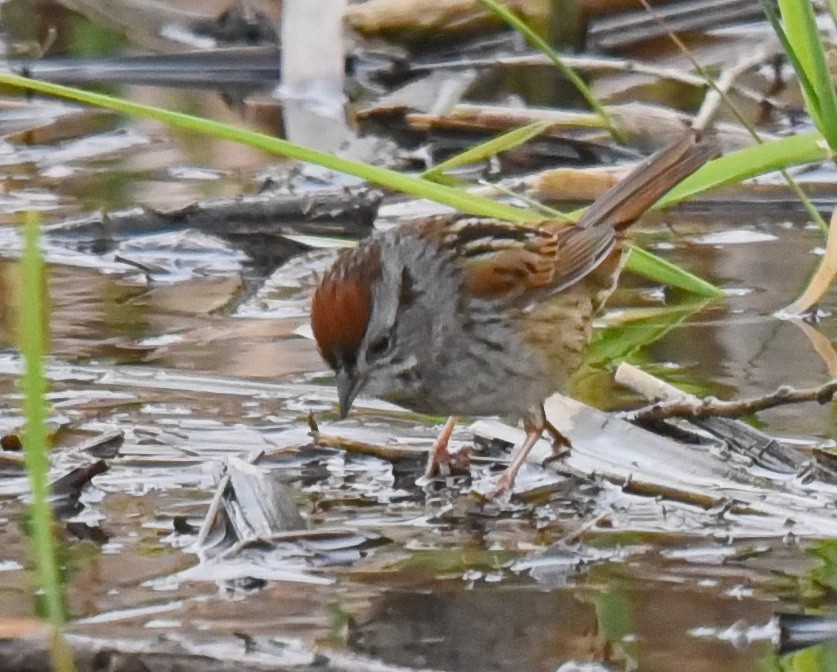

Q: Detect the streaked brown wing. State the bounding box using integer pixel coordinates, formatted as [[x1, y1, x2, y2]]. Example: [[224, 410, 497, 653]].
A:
[[434, 217, 617, 303], [407, 132, 717, 306]]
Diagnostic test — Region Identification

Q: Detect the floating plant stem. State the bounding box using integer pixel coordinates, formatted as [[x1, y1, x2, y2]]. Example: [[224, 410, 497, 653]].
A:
[[0, 74, 538, 224], [0, 73, 727, 297], [421, 120, 552, 183]]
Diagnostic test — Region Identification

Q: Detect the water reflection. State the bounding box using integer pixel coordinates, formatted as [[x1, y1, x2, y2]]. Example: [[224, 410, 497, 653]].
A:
[[348, 577, 777, 671]]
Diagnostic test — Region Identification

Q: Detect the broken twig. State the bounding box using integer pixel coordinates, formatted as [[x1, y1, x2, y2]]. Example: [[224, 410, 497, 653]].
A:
[[310, 430, 426, 462], [625, 378, 837, 423], [614, 362, 812, 475]]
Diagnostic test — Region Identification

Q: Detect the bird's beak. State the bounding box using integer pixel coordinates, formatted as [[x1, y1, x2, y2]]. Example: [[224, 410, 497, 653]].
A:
[[336, 367, 361, 419]]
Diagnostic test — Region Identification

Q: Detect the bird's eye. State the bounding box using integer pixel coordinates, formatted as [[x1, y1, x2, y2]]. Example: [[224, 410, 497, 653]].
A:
[[367, 335, 391, 359]]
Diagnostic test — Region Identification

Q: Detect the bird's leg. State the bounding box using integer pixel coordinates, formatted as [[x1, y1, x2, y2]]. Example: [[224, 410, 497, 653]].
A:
[[488, 405, 546, 498], [544, 418, 572, 459], [424, 415, 460, 478]]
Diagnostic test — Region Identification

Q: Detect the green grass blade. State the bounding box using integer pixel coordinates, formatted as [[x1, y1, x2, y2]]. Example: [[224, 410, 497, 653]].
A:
[[0, 73, 542, 224], [563, 133, 827, 296], [762, 0, 824, 128], [586, 301, 709, 367], [624, 244, 725, 298], [421, 121, 551, 182], [480, 180, 575, 221], [20, 211, 73, 672], [476, 0, 625, 143], [562, 134, 828, 218], [778, 0, 825, 88], [0, 73, 728, 298], [773, 0, 837, 148], [658, 132, 830, 208], [777, 0, 836, 100]]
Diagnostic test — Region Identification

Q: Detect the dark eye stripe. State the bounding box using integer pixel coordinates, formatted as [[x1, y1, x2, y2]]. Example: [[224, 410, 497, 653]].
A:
[[399, 268, 416, 309], [369, 336, 389, 356], [367, 336, 391, 359]]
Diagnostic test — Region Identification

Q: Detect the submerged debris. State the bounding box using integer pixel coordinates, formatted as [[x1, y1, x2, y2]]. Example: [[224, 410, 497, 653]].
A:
[[193, 456, 306, 557], [0, 1, 835, 670], [74, 428, 124, 459], [49, 459, 108, 518], [43, 187, 381, 243], [777, 613, 837, 654]]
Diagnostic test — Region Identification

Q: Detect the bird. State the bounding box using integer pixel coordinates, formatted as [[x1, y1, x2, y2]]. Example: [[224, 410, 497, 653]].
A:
[[310, 131, 718, 496]]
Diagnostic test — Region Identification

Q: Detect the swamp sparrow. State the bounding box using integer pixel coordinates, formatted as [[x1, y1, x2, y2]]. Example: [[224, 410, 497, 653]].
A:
[[311, 132, 718, 496]]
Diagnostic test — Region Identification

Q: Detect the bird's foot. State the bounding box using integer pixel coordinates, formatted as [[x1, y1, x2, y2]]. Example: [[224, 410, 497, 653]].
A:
[[544, 419, 572, 462], [423, 416, 469, 479], [425, 447, 471, 479], [484, 471, 515, 500]]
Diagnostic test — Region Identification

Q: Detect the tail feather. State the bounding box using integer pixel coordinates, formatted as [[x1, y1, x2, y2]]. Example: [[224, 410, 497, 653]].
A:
[[578, 132, 720, 231]]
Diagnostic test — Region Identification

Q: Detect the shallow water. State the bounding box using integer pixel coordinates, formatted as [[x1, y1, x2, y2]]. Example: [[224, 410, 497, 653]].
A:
[[0, 3, 835, 672]]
